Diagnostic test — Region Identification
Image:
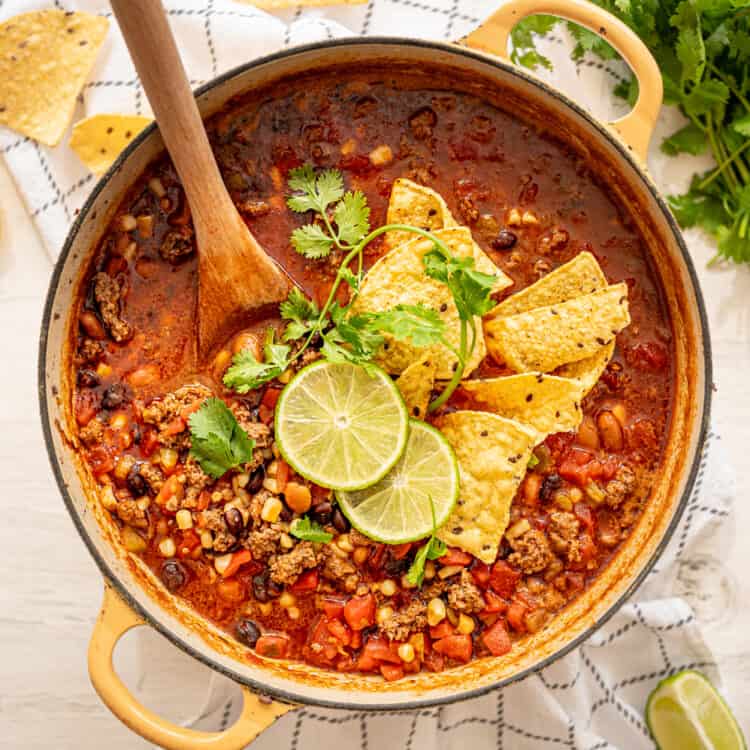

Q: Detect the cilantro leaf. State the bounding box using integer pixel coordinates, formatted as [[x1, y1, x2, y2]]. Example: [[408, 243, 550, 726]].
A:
[[732, 113, 750, 136], [287, 165, 344, 215], [423, 249, 496, 320], [406, 497, 447, 587], [188, 398, 255, 479], [682, 79, 730, 118], [365, 304, 445, 347], [223, 329, 291, 393], [280, 287, 320, 342], [291, 224, 334, 259], [290, 516, 333, 543], [661, 122, 708, 155], [333, 190, 370, 246]]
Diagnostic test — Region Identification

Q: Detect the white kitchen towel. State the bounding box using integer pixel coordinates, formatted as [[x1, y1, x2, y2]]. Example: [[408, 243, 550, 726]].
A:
[[0, 1, 735, 747]]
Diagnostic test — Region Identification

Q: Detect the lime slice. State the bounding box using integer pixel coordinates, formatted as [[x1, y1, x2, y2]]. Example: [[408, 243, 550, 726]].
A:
[[336, 420, 459, 543], [647, 670, 746, 750], [275, 361, 408, 491]]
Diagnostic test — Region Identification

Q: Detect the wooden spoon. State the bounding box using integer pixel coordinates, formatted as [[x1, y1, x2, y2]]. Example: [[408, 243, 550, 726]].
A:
[[110, 0, 290, 361]]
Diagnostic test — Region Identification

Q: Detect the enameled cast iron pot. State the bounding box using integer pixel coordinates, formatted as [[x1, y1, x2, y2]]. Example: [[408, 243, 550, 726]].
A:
[[38, 0, 712, 746]]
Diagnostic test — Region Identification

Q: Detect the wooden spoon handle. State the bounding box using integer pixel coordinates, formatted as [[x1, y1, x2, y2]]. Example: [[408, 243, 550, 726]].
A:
[[109, 0, 234, 229]]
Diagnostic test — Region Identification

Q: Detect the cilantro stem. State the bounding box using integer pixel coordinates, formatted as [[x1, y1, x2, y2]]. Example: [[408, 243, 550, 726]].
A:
[[707, 61, 750, 112], [699, 139, 750, 190], [428, 316, 468, 413]]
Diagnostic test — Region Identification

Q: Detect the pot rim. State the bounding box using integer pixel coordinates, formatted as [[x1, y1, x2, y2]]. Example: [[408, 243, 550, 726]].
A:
[[38, 35, 713, 711]]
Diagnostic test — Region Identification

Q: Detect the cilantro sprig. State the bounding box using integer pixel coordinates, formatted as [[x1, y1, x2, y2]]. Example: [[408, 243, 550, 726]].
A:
[[290, 515, 333, 543], [222, 164, 497, 408], [406, 497, 447, 587], [188, 398, 255, 478], [512, 2, 750, 265]]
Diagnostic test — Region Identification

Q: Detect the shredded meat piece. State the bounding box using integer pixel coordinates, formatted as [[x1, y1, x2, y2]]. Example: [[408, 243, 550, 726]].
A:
[[116, 499, 148, 529], [268, 542, 318, 586], [508, 528, 553, 574], [422, 579, 448, 599], [605, 465, 636, 508], [547, 511, 581, 563], [380, 598, 428, 641], [159, 227, 194, 263], [79, 418, 104, 447], [245, 527, 282, 561], [409, 107, 437, 140], [319, 547, 359, 592], [76, 338, 104, 365], [202, 508, 238, 553], [446, 569, 485, 614], [184, 455, 211, 491], [142, 383, 212, 449], [93, 272, 132, 342], [137, 463, 165, 494], [457, 195, 479, 225]]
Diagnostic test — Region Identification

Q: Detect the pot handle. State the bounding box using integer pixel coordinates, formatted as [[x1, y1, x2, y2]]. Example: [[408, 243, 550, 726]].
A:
[[462, 0, 663, 162], [88, 584, 296, 750]]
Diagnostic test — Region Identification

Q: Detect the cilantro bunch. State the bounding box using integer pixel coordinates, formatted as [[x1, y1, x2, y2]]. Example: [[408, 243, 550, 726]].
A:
[[512, 1, 750, 264], [223, 165, 497, 410]]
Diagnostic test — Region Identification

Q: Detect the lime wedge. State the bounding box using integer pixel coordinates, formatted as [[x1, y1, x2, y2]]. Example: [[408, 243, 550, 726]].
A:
[[336, 420, 459, 544], [274, 361, 408, 491], [647, 670, 746, 750]]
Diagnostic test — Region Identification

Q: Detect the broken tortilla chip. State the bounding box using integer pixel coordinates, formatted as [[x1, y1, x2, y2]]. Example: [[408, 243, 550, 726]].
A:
[[351, 227, 510, 378], [461, 373, 586, 441], [70, 114, 152, 175], [485, 282, 630, 373], [385, 178, 457, 248], [435, 411, 537, 564], [395, 354, 437, 420], [557, 340, 615, 395], [486, 251, 607, 319], [0, 11, 109, 146]]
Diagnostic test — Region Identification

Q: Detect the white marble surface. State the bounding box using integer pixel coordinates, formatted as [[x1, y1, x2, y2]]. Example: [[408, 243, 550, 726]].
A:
[[1, 138, 748, 747]]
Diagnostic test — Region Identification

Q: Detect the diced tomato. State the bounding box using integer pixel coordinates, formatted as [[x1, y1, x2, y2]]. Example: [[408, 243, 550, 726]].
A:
[[625, 341, 669, 372], [258, 405, 274, 425], [255, 635, 289, 659], [363, 638, 402, 665], [197, 490, 211, 511], [478, 611, 500, 627], [221, 549, 252, 578], [336, 656, 358, 672], [482, 620, 512, 656], [177, 529, 201, 558], [368, 544, 386, 571], [139, 427, 159, 458], [565, 571, 585, 592], [350, 630, 362, 650], [544, 432, 575, 459], [344, 593, 375, 631], [87, 445, 116, 475], [75, 390, 98, 426], [275, 459, 290, 492], [273, 145, 302, 175], [355, 652, 380, 672], [326, 618, 352, 647], [429, 621, 455, 640], [321, 596, 346, 619], [156, 474, 184, 509], [439, 548, 472, 566], [216, 577, 245, 602], [380, 664, 405, 682], [433, 634, 473, 663], [489, 560, 521, 598], [290, 568, 319, 593], [423, 650, 445, 672], [573, 502, 595, 535], [481, 589, 508, 614], [390, 542, 412, 560], [506, 600, 528, 632], [338, 153, 373, 176], [179, 400, 204, 420], [163, 417, 186, 436], [471, 562, 491, 587]]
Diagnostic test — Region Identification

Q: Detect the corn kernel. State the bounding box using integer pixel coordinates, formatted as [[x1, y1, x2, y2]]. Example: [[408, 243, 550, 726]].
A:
[[337, 534, 354, 553], [136, 214, 154, 238], [369, 144, 393, 166], [100, 485, 118, 511], [259, 602, 273, 616], [279, 591, 296, 608], [159, 447, 179, 472], [426, 598, 446, 626], [437, 564, 463, 580], [446, 607, 459, 627], [267, 460, 279, 478], [280, 532, 295, 550], [569, 487, 583, 502], [236, 473, 250, 489], [353, 547, 369, 565], [505, 519, 531, 540], [113, 454, 135, 482], [340, 137, 357, 155], [278, 369, 291, 384], [585, 482, 606, 505], [110, 412, 129, 431], [521, 210, 539, 225], [263, 477, 279, 495], [148, 177, 166, 197], [409, 633, 425, 661], [119, 213, 137, 232], [272, 443, 281, 459], [376, 606, 394, 625], [401, 573, 417, 589], [380, 579, 397, 597], [261, 496, 283, 523], [96, 362, 112, 378], [457, 613, 475, 635], [136, 496, 150, 512], [122, 526, 146, 553], [506, 208, 522, 227], [200, 531, 214, 549], [158, 537, 176, 558], [424, 560, 436, 580], [287, 606, 301, 621], [214, 553, 233, 576], [176, 509, 193, 530], [397, 643, 415, 663]]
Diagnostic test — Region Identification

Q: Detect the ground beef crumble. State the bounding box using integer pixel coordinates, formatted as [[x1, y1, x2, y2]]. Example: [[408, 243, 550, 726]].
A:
[[319, 547, 359, 592], [380, 597, 428, 641], [116, 499, 148, 529], [507, 528, 553, 574], [245, 527, 282, 561], [547, 511, 581, 563], [605, 464, 637, 508], [79, 418, 104, 447], [268, 541, 318, 586], [93, 272, 132, 342], [446, 569, 485, 614]]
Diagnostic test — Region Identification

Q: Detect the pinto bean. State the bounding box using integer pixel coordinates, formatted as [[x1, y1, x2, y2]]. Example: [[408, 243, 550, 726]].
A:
[[79, 311, 106, 340], [577, 416, 600, 451], [597, 411, 624, 452]]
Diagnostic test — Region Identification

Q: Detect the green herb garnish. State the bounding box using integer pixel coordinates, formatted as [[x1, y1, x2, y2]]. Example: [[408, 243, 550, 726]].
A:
[[512, 2, 750, 265], [188, 397, 255, 478], [223, 329, 291, 393], [406, 497, 447, 587], [290, 515, 334, 543]]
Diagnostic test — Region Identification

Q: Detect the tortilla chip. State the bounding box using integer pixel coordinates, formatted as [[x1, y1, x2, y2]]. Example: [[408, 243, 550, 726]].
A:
[[0, 11, 109, 146], [70, 114, 152, 175], [395, 354, 437, 420], [436, 411, 537, 563], [385, 178, 457, 248], [485, 283, 630, 373], [244, 0, 365, 7], [557, 340, 615, 395], [461, 373, 586, 440], [351, 227, 510, 378], [486, 251, 607, 319]]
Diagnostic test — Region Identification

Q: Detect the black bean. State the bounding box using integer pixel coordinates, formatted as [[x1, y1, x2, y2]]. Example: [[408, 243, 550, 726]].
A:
[[247, 466, 265, 494], [491, 230, 518, 251], [236, 619, 261, 647], [160, 560, 187, 592], [76, 369, 100, 388], [224, 507, 244, 536], [279, 507, 293, 523], [267, 578, 283, 599], [252, 574, 269, 603], [102, 382, 130, 410], [312, 501, 332, 525], [384, 556, 410, 577], [540, 473, 563, 503], [332, 508, 350, 533], [126, 464, 148, 496]]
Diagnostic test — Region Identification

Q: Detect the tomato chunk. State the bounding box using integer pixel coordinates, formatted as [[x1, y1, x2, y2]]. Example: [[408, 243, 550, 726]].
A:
[[380, 663, 405, 682], [506, 600, 528, 632], [481, 589, 508, 614], [221, 550, 252, 578], [321, 596, 346, 619], [326, 618, 352, 647], [429, 621, 455, 640], [440, 548, 472, 566], [471, 562, 491, 587], [363, 638, 402, 665], [255, 635, 289, 659], [432, 634, 473, 664], [489, 560, 520, 598], [482, 620, 512, 656], [290, 568, 319, 593], [344, 593, 375, 631]]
